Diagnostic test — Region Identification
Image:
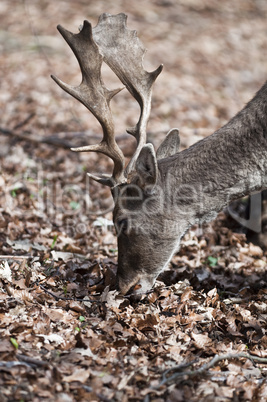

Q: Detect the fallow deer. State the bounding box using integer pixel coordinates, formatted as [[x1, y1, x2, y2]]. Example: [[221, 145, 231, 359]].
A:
[[52, 13, 267, 295]]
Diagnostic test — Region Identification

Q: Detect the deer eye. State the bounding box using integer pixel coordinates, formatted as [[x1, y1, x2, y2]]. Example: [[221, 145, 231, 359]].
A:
[[116, 218, 129, 235]]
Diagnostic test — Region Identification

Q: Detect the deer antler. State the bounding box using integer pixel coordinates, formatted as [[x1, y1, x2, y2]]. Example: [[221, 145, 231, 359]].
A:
[[51, 20, 125, 187], [52, 13, 162, 185], [92, 13, 163, 173]]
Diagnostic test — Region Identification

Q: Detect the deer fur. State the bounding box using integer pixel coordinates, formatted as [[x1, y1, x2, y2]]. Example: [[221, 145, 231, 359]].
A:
[[114, 83, 267, 294]]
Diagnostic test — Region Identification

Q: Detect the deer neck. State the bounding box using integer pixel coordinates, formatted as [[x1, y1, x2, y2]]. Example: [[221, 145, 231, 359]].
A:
[[158, 81, 267, 225]]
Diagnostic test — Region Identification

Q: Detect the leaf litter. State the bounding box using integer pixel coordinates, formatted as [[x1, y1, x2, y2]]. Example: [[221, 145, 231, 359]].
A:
[[0, 0, 267, 401]]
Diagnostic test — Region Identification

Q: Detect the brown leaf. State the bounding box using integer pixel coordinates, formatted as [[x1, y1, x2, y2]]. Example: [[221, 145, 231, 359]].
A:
[[0, 338, 15, 353], [135, 314, 159, 331], [180, 288, 193, 302], [63, 368, 91, 383], [191, 332, 213, 349]]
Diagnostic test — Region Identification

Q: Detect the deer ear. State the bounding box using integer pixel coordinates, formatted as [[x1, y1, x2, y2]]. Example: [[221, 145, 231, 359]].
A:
[[156, 128, 180, 160], [135, 143, 158, 190]]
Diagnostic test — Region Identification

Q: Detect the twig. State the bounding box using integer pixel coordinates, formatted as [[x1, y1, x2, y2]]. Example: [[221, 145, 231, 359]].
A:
[[0, 125, 135, 149], [160, 358, 199, 382], [0, 361, 31, 369], [0, 255, 31, 260], [38, 283, 102, 303], [156, 352, 267, 388], [0, 126, 73, 149], [0, 124, 160, 153], [17, 354, 49, 368], [13, 113, 35, 130]]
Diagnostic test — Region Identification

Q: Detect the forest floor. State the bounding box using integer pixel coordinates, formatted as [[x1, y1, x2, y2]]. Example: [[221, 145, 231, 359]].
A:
[[0, 1, 267, 401]]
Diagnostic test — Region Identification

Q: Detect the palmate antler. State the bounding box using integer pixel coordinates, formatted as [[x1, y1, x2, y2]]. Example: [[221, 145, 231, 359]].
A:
[[52, 13, 162, 187]]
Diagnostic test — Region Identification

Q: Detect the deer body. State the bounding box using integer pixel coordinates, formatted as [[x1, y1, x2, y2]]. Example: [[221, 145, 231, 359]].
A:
[[160, 82, 267, 217], [115, 83, 267, 293], [52, 13, 267, 295]]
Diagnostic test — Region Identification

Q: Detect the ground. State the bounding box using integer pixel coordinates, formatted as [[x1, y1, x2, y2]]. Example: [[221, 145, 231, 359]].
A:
[[0, 1, 267, 401]]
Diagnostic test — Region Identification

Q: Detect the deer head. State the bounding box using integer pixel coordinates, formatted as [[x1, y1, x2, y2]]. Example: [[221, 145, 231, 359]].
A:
[[52, 13, 267, 295], [51, 13, 174, 294]]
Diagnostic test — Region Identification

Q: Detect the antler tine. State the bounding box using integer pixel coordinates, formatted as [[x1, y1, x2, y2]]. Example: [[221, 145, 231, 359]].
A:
[[51, 20, 125, 187], [93, 13, 163, 174]]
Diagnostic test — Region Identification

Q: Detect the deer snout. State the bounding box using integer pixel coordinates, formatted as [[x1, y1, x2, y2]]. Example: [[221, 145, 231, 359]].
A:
[[116, 271, 141, 295], [116, 270, 157, 296]]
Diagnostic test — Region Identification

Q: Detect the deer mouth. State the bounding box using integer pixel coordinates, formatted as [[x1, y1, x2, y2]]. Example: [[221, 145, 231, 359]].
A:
[[116, 273, 142, 296], [117, 272, 156, 296]]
